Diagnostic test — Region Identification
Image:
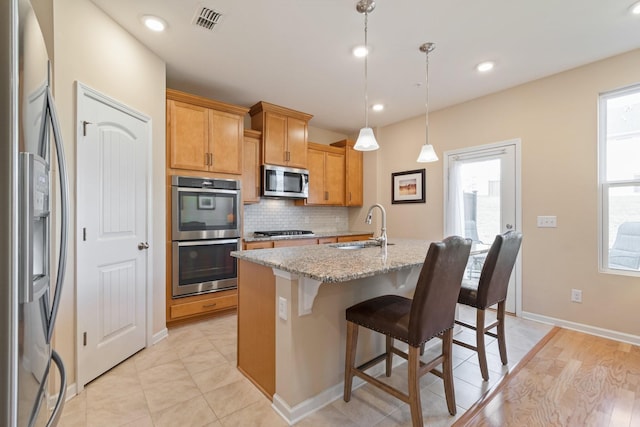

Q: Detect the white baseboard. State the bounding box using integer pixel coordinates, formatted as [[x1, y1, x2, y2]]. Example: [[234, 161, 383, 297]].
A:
[[48, 382, 78, 408], [151, 327, 168, 345], [271, 355, 411, 425], [521, 311, 640, 346], [272, 368, 380, 425]]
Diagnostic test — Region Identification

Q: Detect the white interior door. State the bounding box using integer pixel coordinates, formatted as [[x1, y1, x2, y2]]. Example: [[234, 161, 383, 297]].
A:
[[76, 83, 150, 388], [445, 141, 521, 313]]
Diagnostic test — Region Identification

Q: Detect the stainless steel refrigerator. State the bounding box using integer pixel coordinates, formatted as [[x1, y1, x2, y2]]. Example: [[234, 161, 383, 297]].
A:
[[1, 0, 69, 425]]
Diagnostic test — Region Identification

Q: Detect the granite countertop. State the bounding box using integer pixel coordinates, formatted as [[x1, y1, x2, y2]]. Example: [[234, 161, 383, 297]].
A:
[[243, 230, 373, 243], [231, 239, 431, 283]]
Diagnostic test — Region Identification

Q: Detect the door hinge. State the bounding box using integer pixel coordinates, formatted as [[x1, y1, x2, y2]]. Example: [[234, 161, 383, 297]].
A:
[[83, 332, 87, 346], [83, 227, 87, 241]]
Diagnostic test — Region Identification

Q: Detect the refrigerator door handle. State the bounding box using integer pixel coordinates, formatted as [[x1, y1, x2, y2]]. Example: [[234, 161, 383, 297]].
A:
[[45, 86, 70, 344], [46, 350, 67, 427]]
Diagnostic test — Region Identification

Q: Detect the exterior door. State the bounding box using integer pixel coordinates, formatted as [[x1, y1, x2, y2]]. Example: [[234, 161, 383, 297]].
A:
[[444, 140, 521, 313], [76, 83, 150, 388]]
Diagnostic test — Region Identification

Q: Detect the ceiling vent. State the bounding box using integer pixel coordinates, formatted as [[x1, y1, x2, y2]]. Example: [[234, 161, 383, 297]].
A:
[[192, 6, 223, 31]]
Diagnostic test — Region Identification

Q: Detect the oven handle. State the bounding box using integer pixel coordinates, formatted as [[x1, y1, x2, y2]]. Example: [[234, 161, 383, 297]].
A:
[[176, 186, 239, 195], [176, 239, 239, 247]]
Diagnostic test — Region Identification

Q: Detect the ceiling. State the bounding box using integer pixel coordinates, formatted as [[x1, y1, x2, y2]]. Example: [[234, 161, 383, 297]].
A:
[[91, 0, 640, 135]]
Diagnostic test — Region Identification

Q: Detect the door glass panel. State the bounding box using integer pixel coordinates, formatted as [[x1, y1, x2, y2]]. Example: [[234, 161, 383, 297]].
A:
[[446, 143, 518, 312], [458, 159, 502, 244]]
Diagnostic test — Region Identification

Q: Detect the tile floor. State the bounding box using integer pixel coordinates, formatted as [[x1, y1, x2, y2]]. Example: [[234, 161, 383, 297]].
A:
[[58, 306, 553, 427]]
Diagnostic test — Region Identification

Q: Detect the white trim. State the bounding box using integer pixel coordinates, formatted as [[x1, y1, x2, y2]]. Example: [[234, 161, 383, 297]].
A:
[[151, 328, 168, 345], [48, 382, 78, 408], [442, 139, 523, 316], [272, 356, 408, 425], [521, 311, 640, 346], [74, 81, 153, 391]]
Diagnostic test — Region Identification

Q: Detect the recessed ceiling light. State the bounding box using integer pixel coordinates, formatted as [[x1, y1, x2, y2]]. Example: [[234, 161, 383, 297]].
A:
[[476, 61, 495, 72], [631, 1, 640, 14], [353, 45, 369, 58], [141, 15, 167, 32], [372, 104, 384, 112]]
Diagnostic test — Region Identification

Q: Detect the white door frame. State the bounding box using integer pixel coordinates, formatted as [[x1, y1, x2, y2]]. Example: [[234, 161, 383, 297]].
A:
[[75, 82, 154, 391], [443, 138, 523, 315]]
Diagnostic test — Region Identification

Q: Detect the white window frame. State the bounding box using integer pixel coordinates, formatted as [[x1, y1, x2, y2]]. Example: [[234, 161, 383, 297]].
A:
[[598, 83, 640, 276]]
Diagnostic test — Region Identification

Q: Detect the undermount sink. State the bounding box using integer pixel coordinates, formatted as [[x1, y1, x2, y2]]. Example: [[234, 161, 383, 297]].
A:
[[335, 243, 367, 250]]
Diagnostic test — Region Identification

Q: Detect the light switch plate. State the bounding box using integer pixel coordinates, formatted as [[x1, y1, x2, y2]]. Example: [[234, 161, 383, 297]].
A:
[[537, 215, 557, 228], [278, 296, 288, 320]]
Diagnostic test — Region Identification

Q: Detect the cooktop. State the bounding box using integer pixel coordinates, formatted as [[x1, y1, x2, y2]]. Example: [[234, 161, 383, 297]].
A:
[[253, 230, 314, 237]]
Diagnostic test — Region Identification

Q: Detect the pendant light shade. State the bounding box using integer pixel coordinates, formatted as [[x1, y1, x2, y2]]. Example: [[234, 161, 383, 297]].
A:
[[355, 127, 379, 151], [354, 0, 379, 152], [416, 42, 438, 163], [417, 143, 438, 162]]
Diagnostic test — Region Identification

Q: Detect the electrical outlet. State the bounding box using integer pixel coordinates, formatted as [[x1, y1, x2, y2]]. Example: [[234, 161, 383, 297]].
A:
[[571, 289, 582, 303], [537, 215, 557, 228], [278, 296, 288, 320], [304, 216, 309, 224]]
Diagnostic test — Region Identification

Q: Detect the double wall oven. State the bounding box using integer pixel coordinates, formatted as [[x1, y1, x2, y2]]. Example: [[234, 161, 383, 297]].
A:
[[171, 175, 240, 298]]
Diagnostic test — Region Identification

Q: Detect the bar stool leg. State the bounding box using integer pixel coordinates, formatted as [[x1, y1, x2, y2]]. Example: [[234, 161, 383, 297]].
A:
[[442, 329, 457, 416], [344, 321, 358, 402], [497, 301, 508, 365], [476, 309, 489, 381], [407, 345, 423, 427], [385, 336, 393, 377]]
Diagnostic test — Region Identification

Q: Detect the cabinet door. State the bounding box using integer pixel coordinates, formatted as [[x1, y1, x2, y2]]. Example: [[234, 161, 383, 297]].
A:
[[209, 110, 243, 174], [263, 112, 287, 166], [325, 151, 345, 205], [286, 116, 308, 168], [306, 148, 325, 204], [345, 146, 363, 206], [168, 100, 208, 171], [243, 134, 261, 204]]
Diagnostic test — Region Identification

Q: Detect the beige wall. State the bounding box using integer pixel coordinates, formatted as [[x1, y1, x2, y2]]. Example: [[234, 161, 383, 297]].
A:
[[307, 125, 347, 145], [51, 0, 166, 387], [356, 49, 640, 338]]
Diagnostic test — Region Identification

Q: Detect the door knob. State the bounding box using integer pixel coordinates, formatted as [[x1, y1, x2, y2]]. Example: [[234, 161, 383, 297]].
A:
[[138, 242, 149, 250], [506, 224, 513, 230]]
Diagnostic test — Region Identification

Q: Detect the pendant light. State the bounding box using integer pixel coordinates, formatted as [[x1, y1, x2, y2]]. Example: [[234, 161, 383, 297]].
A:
[[416, 42, 438, 163], [354, 0, 379, 151]]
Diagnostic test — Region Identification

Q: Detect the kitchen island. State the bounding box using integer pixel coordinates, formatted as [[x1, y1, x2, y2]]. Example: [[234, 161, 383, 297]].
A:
[[231, 239, 433, 424]]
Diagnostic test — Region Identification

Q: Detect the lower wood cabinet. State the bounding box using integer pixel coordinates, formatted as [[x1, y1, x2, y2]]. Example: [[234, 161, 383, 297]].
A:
[[168, 289, 237, 323]]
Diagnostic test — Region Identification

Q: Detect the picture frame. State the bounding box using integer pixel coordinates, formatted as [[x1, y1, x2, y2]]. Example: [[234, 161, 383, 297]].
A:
[[197, 195, 216, 210], [391, 169, 426, 204]]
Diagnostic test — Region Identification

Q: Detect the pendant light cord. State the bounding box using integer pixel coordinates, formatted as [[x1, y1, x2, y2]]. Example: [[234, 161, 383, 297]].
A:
[[424, 46, 429, 146], [364, 11, 369, 128]]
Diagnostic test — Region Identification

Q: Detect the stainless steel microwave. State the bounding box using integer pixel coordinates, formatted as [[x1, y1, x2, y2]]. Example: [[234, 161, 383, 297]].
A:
[[262, 164, 309, 199]]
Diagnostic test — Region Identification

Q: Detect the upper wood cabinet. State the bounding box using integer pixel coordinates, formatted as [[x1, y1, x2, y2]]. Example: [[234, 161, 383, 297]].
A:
[[299, 143, 345, 206], [243, 129, 261, 204], [167, 89, 248, 175], [331, 139, 363, 206], [249, 101, 313, 169]]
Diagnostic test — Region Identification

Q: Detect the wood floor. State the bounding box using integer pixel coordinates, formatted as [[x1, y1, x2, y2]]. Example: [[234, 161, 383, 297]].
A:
[[455, 327, 640, 426]]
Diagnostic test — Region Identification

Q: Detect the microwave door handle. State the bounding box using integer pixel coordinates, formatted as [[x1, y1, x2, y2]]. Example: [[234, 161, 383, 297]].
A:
[[45, 85, 70, 344]]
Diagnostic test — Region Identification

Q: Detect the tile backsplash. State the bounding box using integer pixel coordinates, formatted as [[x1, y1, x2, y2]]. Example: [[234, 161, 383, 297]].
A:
[[243, 199, 349, 235]]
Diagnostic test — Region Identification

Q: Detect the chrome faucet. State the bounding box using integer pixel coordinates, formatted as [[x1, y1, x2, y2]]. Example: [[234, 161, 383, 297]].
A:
[[366, 203, 387, 249]]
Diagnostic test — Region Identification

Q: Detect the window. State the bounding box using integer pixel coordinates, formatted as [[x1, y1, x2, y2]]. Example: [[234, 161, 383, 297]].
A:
[[599, 84, 640, 274]]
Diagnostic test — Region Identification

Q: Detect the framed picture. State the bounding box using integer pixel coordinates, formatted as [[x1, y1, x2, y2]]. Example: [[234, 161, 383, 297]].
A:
[[391, 169, 426, 204], [197, 195, 216, 210]]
